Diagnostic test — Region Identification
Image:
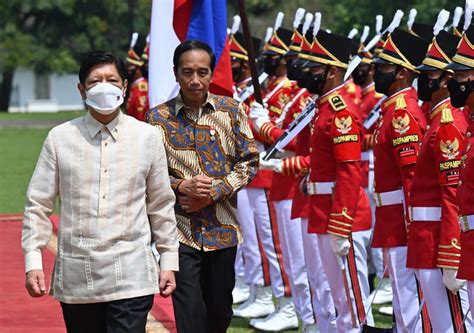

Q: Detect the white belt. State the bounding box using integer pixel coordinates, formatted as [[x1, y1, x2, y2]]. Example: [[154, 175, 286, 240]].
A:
[[375, 189, 404, 207], [306, 181, 335, 195], [460, 215, 474, 232], [410, 207, 441, 222], [361, 151, 371, 161]]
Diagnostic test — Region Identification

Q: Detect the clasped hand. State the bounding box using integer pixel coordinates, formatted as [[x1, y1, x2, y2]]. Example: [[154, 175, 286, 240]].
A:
[[178, 175, 214, 212]]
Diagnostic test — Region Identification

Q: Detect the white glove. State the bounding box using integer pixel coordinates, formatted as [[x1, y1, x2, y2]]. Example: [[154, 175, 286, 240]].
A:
[[442, 269, 466, 294], [330, 235, 351, 257], [259, 151, 283, 173], [249, 102, 270, 132]]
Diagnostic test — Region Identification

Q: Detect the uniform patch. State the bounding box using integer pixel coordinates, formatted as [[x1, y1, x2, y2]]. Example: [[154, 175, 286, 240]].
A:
[[278, 93, 290, 108], [399, 146, 415, 158], [392, 113, 410, 135], [138, 81, 148, 92], [333, 134, 359, 144], [440, 138, 460, 159], [439, 160, 462, 171], [335, 115, 353, 134], [392, 134, 419, 147], [446, 171, 460, 183], [329, 95, 347, 111]]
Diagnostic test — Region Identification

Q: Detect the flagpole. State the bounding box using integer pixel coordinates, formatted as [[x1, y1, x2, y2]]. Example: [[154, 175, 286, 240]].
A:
[[237, 0, 263, 105]]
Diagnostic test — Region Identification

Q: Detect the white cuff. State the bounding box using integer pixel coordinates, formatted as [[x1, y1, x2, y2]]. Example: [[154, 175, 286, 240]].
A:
[[25, 250, 43, 273], [159, 251, 179, 272]]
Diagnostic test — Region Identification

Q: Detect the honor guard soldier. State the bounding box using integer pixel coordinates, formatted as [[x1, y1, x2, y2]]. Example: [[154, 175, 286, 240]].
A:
[[299, 30, 374, 332], [371, 28, 432, 333], [447, 23, 474, 321], [253, 12, 337, 332], [248, 13, 315, 331], [406, 19, 472, 331], [352, 27, 390, 304], [125, 33, 149, 121], [229, 31, 284, 321]]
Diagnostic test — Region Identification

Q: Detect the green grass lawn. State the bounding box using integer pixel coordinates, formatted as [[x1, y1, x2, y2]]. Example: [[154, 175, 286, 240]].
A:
[[0, 111, 393, 330], [0, 110, 86, 121]]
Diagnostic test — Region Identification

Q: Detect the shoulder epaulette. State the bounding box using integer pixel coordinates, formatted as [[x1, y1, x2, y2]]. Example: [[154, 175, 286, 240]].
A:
[[346, 82, 356, 94], [328, 94, 347, 112], [394, 94, 407, 110], [138, 81, 148, 92], [440, 107, 454, 124]]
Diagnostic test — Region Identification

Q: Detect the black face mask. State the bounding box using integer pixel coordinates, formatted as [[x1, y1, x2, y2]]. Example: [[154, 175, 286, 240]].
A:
[[263, 56, 280, 76], [286, 60, 302, 82], [301, 70, 327, 95], [127, 68, 136, 81], [352, 68, 369, 86], [417, 73, 441, 102], [373, 68, 397, 95], [448, 78, 474, 108], [232, 62, 243, 83], [142, 65, 149, 80]]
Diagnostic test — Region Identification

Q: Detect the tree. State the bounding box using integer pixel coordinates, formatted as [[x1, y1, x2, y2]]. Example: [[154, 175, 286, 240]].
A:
[[227, 0, 461, 44], [0, 0, 151, 112]]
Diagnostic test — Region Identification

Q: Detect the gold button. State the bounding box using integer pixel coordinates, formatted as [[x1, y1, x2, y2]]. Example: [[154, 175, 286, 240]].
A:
[[426, 125, 430, 131], [467, 132, 472, 138], [459, 180, 463, 186], [309, 147, 313, 153]]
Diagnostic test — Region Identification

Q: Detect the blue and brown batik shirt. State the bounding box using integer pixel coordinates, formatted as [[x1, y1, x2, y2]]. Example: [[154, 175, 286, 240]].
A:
[[146, 92, 259, 251]]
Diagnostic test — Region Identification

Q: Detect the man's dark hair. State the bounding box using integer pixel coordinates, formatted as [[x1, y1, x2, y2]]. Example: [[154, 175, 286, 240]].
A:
[[173, 40, 216, 72], [79, 50, 127, 84]]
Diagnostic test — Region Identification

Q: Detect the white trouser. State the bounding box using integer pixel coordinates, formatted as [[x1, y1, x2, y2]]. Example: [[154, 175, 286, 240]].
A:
[[234, 245, 245, 278], [247, 188, 291, 298], [469, 282, 474, 319], [385, 246, 428, 333], [366, 166, 384, 279], [317, 231, 374, 332], [237, 188, 266, 286], [274, 199, 315, 325], [301, 218, 337, 332], [415, 268, 472, 333]]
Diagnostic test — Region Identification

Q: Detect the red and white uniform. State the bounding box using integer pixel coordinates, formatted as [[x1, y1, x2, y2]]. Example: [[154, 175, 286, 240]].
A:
[[372, 87, 431, 333], [307, 85, 373, 331], [360, 83, 385, 279], [127, 77, 149, 121], [407, 99, 471, 332], [257, 77, 318, 325], [457, 110, 474, 314], [234, 78, 288, 298], [261, 96, 338, 331], [234, 79, 274, 295]]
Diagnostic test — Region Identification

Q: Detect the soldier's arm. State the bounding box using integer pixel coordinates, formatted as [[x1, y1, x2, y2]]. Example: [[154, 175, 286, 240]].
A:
[[327, 110, 362, 238], [434, 117, 465, 269]]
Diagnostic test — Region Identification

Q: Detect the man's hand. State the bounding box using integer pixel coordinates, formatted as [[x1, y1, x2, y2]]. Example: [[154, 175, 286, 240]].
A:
[[249, 102, 270, 132], [330, 235, 351, 257], [178, 175, 213, 199], [442, 268, 466, 294], [179, 195, 213, 213], [259, 152, 283, 173], [159, 270, 176, 298], [25, 269, 47, 297]]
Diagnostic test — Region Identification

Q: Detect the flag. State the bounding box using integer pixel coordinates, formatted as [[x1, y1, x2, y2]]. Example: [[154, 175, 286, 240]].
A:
[[148, 0, 233, 107]]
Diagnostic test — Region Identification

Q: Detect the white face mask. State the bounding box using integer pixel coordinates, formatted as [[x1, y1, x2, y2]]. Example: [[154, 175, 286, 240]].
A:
[[85, 82, 124, 115]]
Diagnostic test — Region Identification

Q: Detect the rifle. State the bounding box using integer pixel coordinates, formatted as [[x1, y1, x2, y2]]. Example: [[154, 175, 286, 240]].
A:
[[263, 97, 317, 160], [363, 96, 387, 130]]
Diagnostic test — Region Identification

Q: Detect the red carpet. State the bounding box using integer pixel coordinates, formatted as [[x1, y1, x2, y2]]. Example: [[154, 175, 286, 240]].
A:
[[0, 218, 65, 332], [16, 215, 177, 332]]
